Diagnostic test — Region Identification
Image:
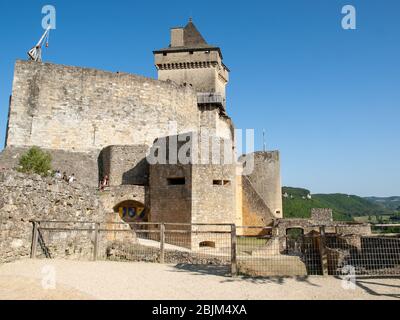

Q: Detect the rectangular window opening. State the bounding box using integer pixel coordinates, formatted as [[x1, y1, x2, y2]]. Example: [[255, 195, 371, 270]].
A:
[[214, 180, 231, 186], [167, 177, 185, 185]]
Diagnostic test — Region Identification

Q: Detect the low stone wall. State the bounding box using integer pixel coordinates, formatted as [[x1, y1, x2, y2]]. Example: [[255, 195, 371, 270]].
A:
[[237, 255, 308, 277], [106, 241, 230, 265], [274, 218, 372, 238], [36, 228, 97, 260], [0, 170, 102, 263]]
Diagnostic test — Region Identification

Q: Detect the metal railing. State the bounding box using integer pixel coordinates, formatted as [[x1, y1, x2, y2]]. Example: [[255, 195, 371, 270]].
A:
[[197, 92, 225, 106], [31, 221, 235, 275], [30, 221, 400, 277]]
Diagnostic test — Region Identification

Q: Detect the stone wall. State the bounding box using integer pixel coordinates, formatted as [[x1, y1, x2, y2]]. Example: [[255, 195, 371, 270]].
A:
[[199, 107, 234, 141], [274, 217, 372, 238], [216, 114, 235, 141], [99, 145, 149, 186], [6, 60, 200, 152], [155, 50, 229, 101], [0, 170, 102, 263], [148, 133, 236, 249], [242, 151, 283, 219], [99, 185, 147, 214], [311, 208, 333, 224], [107, 241, 230, 266], [149, 164, 192, 226], [0, 146, 99, 187], [335, 224, 372, 236], [191, 163, 236, 225], [241, 176, 275, 232]]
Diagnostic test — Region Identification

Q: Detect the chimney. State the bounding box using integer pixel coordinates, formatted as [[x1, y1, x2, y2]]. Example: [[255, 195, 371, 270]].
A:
[[170, 28, 184, 47]]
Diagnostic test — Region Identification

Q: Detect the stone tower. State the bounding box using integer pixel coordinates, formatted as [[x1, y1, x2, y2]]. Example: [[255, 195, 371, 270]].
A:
[[153, 19, 230, 111]]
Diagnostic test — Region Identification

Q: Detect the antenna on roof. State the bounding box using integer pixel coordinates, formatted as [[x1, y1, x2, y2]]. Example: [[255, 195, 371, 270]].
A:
[[263, 129, 267, 152]]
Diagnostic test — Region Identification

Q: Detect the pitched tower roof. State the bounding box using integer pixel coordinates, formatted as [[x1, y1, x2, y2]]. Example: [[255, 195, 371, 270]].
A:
[[154, 19, 222, 58], [182, 19, 208, 47]]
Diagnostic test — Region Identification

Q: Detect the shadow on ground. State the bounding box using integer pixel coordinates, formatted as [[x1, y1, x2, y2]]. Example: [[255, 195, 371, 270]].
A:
[[334, 276, 400, 299], [173, 264, 230, 277], [171, 263, 321, 286]]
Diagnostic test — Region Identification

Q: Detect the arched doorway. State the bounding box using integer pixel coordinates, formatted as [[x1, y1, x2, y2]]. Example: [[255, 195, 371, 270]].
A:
[[113, 200, 148, 224]]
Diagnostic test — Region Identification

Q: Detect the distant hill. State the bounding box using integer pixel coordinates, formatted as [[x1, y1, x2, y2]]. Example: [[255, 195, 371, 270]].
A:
[[282, 187, 395, 221], [365, 196, 400, 211]]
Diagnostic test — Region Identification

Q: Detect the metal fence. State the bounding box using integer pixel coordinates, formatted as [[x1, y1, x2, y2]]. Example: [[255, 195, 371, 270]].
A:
[[235, 227, 324, 277], [30, 221, 400, 277], [31, 221, 234, 274], [325, 234, 400, 276]]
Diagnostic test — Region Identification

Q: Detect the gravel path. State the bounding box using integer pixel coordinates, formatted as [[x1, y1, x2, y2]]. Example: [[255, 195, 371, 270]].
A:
[[0, 259, 399, 300]]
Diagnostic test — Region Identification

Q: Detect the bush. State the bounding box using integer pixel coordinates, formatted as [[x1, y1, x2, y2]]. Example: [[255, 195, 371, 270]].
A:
[[18, 147, 52, 176]]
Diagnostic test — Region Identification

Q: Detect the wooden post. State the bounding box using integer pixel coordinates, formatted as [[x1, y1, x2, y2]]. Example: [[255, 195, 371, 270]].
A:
[[319, 226, 329, 275], [31, 221, 39, 259], [93, 222, 100, 261], [231, 224, 237, 277], [160, 223, 165, 264]]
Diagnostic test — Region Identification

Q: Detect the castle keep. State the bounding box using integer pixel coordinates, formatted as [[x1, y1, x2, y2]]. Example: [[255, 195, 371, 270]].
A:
[[1, 20, 283, 248]]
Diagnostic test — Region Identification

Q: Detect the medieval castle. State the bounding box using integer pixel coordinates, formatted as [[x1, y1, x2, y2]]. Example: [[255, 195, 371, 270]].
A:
[[0, 19, 283, 248]]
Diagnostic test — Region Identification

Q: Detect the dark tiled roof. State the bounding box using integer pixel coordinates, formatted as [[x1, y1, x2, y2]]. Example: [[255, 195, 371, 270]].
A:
[[154, 19, 222, 57], [183, 20, 207, 47]]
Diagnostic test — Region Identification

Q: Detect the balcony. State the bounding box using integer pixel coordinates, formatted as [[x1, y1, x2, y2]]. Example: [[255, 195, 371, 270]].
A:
[[197, 92, 225, 108]]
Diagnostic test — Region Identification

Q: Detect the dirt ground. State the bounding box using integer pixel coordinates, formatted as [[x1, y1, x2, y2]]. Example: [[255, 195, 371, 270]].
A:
[[0, 259, 399, 300]]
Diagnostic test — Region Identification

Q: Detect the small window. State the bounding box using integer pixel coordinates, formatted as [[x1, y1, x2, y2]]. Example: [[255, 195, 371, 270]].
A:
[[199, 241, 215, 248], [189, 51, 194, 55], [163, 53, 167, 56], [213, 180, 231, 186], [167, 177, 185, 185]]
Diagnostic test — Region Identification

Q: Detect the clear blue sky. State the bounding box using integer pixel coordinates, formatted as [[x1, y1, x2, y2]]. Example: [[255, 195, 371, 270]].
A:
[[0, 0, 399, 197]]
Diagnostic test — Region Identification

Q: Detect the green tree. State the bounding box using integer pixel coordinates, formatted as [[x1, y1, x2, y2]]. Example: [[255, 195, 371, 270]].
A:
[[18, 147, 52, 176]]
